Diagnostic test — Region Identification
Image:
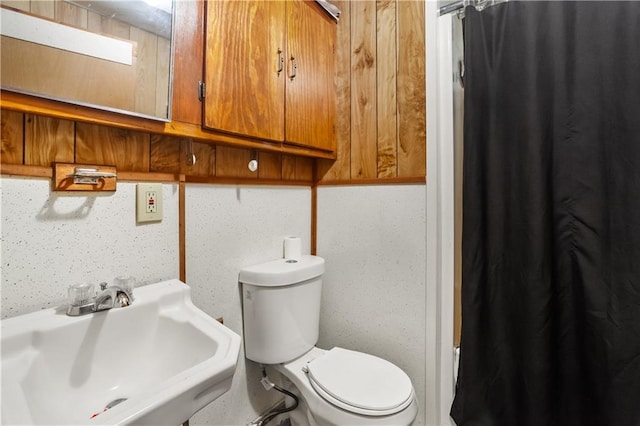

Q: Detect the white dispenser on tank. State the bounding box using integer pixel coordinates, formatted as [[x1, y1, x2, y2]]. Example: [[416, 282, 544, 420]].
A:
[[239, 255, 418, 426]]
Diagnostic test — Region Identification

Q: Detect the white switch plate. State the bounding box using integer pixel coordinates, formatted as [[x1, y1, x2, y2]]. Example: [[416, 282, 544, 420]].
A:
[[136, 183, 163, 223]]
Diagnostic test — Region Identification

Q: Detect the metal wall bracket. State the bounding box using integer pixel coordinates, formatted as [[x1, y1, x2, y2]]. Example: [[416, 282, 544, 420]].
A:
[[70, 167, 117, 185], [53, 163, 117, 192]]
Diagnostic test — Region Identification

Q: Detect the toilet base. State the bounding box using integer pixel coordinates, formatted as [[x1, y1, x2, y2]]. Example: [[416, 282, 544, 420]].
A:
[[272, 347, 418, 426]]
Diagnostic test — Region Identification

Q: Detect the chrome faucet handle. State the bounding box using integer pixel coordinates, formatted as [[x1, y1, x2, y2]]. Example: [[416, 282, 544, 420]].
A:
[[67, 283, 95, 306]]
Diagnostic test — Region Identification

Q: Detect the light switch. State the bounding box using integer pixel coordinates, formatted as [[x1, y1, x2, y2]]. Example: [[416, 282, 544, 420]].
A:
[[136, 183, 163, 223]]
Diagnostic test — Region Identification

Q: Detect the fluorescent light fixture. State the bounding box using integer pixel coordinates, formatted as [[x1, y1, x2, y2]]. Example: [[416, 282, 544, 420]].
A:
[[0, 8, 134, 65]]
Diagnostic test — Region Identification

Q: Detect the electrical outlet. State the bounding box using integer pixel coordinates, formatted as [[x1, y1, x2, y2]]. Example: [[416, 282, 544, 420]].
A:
[[146, 191, 157, 213], [137, 183, 162, 223]]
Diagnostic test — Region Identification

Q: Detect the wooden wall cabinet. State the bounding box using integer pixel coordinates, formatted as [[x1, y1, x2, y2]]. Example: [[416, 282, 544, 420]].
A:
[[203, 0, 336, 153]]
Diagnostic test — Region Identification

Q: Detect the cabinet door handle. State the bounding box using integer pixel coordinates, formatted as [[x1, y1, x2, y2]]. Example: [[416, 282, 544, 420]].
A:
[[276, 48, 284, 76], [289, 55, 297, 81]]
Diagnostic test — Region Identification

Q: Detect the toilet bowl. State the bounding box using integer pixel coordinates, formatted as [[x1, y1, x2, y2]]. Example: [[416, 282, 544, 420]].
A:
[[240, 255, 417, 426], [273, 347, 418, 426]]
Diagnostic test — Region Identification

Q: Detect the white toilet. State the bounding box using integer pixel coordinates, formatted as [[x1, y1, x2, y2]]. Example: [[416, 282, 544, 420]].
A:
[[240, 255, 418, 426]]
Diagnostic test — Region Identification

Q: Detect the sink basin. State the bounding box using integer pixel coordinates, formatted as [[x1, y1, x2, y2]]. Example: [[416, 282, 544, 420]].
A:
[[1, 279, 241, 425]]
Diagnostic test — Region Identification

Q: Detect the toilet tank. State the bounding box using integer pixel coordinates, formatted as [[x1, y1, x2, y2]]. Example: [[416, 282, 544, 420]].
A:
[[240, 255, 325, 364]]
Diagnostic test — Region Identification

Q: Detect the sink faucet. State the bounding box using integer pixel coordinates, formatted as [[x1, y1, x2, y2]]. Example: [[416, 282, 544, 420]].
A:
[[94, 285, 132, 310], [67, 282, 132, 316]]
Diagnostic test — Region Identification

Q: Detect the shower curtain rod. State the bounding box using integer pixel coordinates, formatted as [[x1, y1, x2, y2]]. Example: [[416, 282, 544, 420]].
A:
[[439, 0, 508, 16]]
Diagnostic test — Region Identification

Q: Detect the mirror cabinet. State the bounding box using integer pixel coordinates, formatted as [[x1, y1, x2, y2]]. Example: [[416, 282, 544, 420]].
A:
[[1, 0, 173, 121]]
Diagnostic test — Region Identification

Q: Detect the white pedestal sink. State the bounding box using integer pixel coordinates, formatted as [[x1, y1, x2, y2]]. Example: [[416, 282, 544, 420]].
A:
[[1, 279, 241, 425]]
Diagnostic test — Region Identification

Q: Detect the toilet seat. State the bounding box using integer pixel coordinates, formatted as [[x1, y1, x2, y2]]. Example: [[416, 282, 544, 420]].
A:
[[303, 347, 415, 416]]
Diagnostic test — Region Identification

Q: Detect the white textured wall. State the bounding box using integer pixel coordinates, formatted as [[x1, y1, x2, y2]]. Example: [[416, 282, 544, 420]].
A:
[[0, 177, 179, 319], [185, 184, 312, 426], [1, 178, 428, 426], [316, 184, 427, 426]]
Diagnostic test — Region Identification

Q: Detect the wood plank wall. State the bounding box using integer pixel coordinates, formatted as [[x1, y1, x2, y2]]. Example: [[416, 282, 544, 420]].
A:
[[0, 111, 314, 183], [318, 0, 426, 184], [1, 0, 426, 185]]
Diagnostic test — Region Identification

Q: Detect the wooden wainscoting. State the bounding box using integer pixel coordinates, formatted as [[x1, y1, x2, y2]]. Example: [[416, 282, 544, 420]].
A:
[[0, 110, 315, 185]]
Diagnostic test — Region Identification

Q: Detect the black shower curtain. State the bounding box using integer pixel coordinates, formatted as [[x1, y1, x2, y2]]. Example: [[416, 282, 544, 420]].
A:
[[451, 2, 640, 425]]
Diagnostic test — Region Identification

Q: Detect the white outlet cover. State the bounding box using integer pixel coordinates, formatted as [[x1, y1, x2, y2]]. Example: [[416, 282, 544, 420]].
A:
[[136, 183, 163, 223]]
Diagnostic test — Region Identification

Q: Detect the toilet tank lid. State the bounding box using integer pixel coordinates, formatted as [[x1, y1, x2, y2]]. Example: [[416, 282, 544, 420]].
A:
[[239, 255, 325, 287]]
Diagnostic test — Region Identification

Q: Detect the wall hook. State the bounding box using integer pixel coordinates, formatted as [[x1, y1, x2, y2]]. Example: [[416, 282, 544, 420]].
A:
[[185, 138, 196, 166], [248, 149, 258, 172]]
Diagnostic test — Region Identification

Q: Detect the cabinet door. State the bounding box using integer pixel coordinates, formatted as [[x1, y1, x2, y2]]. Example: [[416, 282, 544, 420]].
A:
[[172, 0, 205, 125], [285, 0, 336, 151], [203, 0, 286, 141]]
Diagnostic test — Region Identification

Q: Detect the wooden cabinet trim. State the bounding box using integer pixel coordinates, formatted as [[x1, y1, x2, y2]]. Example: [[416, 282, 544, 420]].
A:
[[0, 163, 315, 186], [317, 177, 425, 186], [1, 91, 336, 160]]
